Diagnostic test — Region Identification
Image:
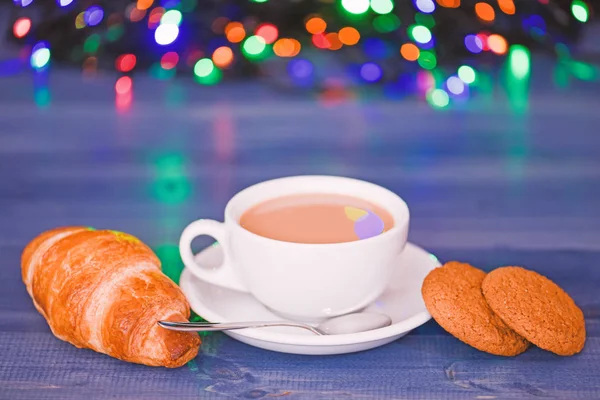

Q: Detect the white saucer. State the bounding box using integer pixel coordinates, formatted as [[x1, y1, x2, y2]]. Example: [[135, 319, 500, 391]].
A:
[[179, 242, 440, 355]]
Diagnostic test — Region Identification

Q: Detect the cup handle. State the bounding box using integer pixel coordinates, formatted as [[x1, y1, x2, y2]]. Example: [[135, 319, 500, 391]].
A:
[[179, 219, 249, 292]]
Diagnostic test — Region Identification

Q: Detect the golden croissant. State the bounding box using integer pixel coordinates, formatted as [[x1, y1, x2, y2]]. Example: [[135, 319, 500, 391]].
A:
[[21, 226, 200, 368]]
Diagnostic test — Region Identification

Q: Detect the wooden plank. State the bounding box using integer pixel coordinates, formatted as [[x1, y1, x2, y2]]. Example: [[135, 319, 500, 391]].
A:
[[1, 71, 599, 398]]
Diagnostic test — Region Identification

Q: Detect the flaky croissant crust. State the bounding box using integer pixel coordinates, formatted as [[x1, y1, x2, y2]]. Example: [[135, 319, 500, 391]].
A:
[[22, 227, 200, 368]]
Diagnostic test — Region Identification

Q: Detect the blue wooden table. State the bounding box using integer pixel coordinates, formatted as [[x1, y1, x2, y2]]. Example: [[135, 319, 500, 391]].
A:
[[1, 63, 599, 399]]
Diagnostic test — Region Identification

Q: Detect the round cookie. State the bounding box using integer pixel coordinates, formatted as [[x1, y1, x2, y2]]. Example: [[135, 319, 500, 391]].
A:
[[422, 261, 529, 356], [482, 266, 585, 356]]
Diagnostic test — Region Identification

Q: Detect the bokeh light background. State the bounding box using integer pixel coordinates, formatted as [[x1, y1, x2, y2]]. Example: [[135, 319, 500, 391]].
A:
[[1, 0, 599, 111]]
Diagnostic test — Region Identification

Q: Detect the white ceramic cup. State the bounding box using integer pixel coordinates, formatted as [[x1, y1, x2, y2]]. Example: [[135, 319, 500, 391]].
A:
[[179, 175, 410, 321]]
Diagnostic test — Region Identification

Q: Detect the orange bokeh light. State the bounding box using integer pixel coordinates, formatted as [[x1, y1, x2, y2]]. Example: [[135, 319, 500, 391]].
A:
[[305, 17, 326, 34], [273, 38, 301, 57], [225, 22, 245, 43], [338, 27, 360, 45], [436, 0, 460, 8], [497, 0, 515, 14], [475, 2, 495, 22], [137, 0, 153, 11], [212, 46, 234, 68], [400, 43, 420, 61], [487, 34, 507, 54], [326, 33, 343, 51]]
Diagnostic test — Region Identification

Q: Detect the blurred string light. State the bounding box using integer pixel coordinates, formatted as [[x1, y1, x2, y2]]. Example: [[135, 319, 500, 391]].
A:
[[488, 34, 507, 54], [148, 7, 165, 29], [212, 46, 234, 68], [400, 43, 420, 61], [415, 0, 435, 13], [427, 88, 449, 108], [225, 22, 246, 43], [339, 27, 360, 45], [373, 14, 400, 32], [57, 0, 74, 6], [273, 38, 301, 57], [409, 25, 432, 44], [571, 0, 589, 22], [137, 0, 154, 10], [417, 50, 437, 69], [13, 0, 33, 7], [13, 17, 31, 38], [256, 23, 278, 44], [194, 58, 222, 85], [497, 0, 515, 15], [360, 62, 383, 82], [475, 2, 495, 22], [30, 43, 50, 69], [326, 33, 343, 50], [415, 13, 436, 28], [116, 54, 136, 72], [288, 59, 313, 80], [161, 52, 179, 69], [129, 6, 146, 22], [458, 65, 476, 84], [85, 6, 104, 26], [161, 9, 182, 26], [306, 17, 326, 34], [75, 12, 86, 29], [242, 35, 268, 59], [342, 0, 370, 14], [446, 76, 465, 94], [371, 0, 394, 14], [508, 44, 530, 79], [436, 0, 460, 7], [155, 23, 179, 45], [464, 34, 483, 53]]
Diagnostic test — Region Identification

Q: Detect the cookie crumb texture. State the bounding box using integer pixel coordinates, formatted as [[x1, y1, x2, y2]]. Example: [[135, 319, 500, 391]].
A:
[[422, 262, 529, 356], [482, 266, 586, 356]]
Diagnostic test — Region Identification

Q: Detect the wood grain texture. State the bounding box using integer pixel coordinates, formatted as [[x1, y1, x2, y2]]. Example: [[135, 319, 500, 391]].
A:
[[1, 67, 600, 399]]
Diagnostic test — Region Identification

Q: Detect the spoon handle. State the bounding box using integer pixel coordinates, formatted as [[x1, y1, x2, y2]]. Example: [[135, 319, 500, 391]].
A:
[[158, 320, 324, 335]]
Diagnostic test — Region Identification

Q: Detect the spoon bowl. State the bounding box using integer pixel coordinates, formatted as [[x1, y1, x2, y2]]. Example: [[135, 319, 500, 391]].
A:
[[158, 312, 392, 336]]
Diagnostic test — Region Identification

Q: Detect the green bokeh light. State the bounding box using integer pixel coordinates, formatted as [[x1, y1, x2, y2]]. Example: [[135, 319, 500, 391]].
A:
[[243, 35, 266, 56], [30, 48, 50, 69], [571, 0, 589, 22], [370, 0, 394, 14], [427, 89, 449, 109], [180, 0, 197, 12], [106, 25, 124, 42], [569, 61, 598, 81], [458, 65, 476, 84], [341, 0, 370, 14], [415, 13, 436, 28], [194, 66, 222, 85], [194, 58, 215, 78], [509, 45, 530, 80], [409, 25, 431, 44], [83, 34, 101, 53], [417, 50, 437, 70], [161, 10, 183, 26], [373, 14, 400, 32]]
